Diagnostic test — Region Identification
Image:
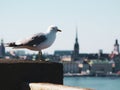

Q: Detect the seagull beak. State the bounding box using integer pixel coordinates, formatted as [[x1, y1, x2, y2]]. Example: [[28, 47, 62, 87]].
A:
[[57, 29, 62, 32]]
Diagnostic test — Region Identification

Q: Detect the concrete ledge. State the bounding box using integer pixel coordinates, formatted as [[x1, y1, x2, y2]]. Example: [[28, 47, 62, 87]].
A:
[[29, 83, 94, 90], [0, 60, 63, 90]]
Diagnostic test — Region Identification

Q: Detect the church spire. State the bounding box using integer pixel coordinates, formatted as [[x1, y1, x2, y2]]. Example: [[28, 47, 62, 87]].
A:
[[113, 39, 119, 55], [75, 27, 78, 43], [73, 26, 80, 60], [115, 39, 119, 46]]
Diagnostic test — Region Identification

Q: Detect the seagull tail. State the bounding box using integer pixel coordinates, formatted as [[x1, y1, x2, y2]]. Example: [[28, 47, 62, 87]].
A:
[[5, 42, 17, 47]]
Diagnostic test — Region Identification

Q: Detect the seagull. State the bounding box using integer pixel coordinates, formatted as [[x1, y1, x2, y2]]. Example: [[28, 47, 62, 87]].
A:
[[6, 25, 62, 60]]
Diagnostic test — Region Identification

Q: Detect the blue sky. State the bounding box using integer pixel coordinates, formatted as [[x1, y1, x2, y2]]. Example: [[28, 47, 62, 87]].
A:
[[0, 0, 120, 54]]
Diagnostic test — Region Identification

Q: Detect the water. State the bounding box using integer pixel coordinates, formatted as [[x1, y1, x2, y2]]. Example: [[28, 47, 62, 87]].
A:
[[64, 77, 120, 90]]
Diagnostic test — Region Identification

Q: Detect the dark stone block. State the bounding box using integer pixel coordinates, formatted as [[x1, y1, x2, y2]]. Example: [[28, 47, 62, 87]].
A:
[[0, 60, 63, 90]]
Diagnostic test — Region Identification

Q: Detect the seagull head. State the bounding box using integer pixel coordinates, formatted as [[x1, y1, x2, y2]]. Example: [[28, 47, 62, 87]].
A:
[[47, 25, 62, 33]]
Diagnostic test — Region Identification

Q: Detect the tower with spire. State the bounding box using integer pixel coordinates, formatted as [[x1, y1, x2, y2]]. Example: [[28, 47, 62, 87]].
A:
[[72, 27, 80, 61], [113, 39, 119, 55], [0, 39, 5, 58]]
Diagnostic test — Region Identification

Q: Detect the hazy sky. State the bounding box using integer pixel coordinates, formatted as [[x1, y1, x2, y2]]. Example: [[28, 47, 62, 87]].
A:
[[0, 0, 120, 54]]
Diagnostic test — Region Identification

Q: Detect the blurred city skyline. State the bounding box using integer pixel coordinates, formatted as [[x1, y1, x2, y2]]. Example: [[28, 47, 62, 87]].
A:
[[0, 0, 120, 54]]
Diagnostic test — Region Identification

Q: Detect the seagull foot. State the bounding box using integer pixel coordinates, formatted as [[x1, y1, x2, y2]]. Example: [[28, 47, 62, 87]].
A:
[[36, 51, 45, 61]]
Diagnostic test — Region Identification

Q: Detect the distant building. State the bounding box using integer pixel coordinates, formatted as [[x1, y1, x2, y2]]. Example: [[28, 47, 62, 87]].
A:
[[113, 39, 119, 55], [80, 59, 91, 74], [109, 39, 120, 59], [90, 60, 112, 76], [80, 53, 98, 59], [98, 49, 103, 58], [61, 55, 72, 62], [72, 28, 80, 61], [54, 50, 73, 62], [54, 50, 73, 56], [63, 61, 80, 73], [0, 39, 5, 58], [113, 55, 120, 73]]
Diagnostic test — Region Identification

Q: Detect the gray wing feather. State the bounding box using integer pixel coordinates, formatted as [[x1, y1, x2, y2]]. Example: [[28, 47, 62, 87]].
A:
[[23, 33, 47, 46]]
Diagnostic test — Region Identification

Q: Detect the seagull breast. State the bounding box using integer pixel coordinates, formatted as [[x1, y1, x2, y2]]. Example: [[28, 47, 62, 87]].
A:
[[37, 31, 56, 50]]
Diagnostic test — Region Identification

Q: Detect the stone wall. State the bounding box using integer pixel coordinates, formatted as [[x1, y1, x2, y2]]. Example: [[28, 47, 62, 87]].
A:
[[29, 83, 93, 90], [0, 60, 63, 90]]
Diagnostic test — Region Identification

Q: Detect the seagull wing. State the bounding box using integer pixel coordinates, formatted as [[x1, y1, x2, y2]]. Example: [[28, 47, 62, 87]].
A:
[[6, 33, 47, 47], [23, 33, 47, 46]]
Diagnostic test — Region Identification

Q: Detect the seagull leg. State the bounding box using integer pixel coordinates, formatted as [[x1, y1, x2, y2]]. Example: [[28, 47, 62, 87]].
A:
[[38, 51, 44, 61]]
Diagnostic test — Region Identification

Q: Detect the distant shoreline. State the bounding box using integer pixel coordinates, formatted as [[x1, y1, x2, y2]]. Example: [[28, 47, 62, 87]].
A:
[[64, 73, 120, 77]]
